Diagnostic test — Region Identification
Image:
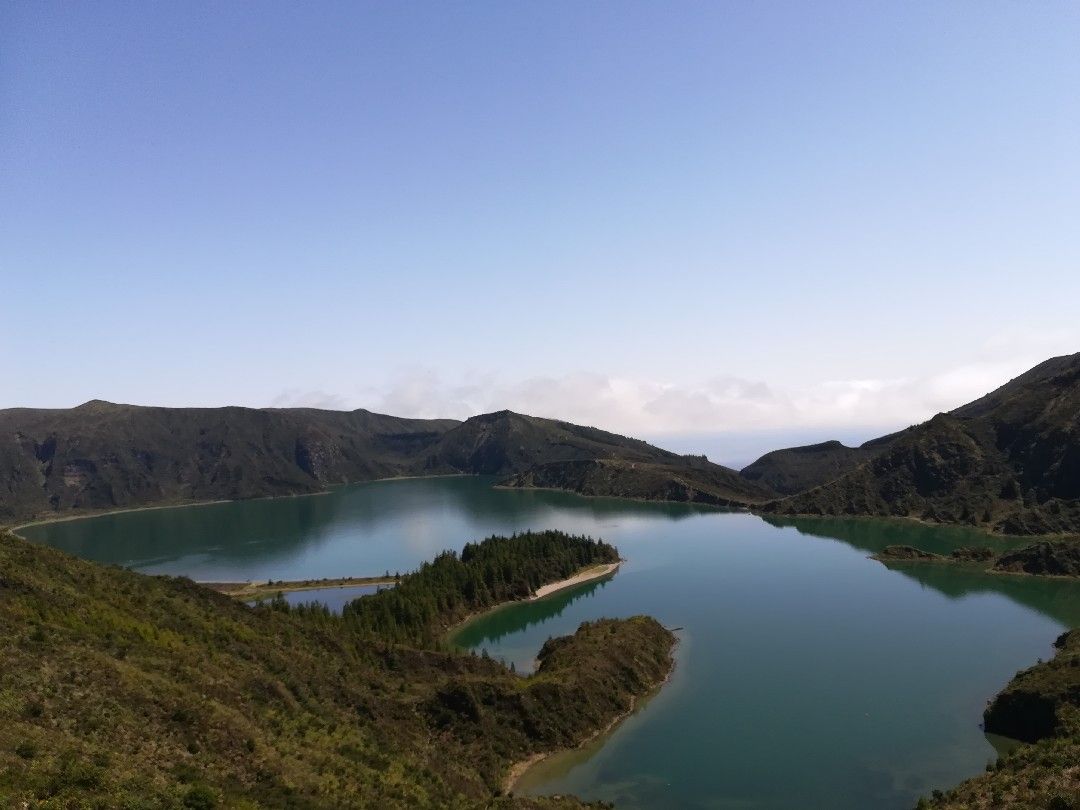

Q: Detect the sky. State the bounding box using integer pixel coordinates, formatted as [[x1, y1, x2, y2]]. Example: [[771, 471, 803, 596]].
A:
[[2, 1, 1079, 465]]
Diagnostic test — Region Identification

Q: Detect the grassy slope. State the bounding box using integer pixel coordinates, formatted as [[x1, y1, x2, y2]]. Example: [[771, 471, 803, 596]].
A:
[[0, 531, 675, 809]]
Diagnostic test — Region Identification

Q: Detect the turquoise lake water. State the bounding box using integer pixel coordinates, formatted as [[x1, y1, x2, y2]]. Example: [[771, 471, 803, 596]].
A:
[[20, 476, 1080, 810]]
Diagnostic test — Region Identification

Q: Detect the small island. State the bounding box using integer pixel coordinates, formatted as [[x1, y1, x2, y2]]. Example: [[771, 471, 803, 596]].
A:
[[873, 539, 1080, 578]]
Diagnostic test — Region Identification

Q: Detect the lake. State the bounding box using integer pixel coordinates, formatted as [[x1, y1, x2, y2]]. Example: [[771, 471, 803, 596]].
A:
[[19, 476, 1080, 810]]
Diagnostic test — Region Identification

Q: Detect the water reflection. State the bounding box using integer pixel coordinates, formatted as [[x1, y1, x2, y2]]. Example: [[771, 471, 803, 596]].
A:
[[247, 583, 392, 613], [768, 516, 1080, 627], [451, 576, 614, 663], [19, 476, 719, 581], [17, 478, 1080, 810]]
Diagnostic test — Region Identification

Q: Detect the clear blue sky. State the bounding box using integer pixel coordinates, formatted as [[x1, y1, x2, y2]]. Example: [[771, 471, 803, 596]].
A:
[[3, 2, 1078, 460]]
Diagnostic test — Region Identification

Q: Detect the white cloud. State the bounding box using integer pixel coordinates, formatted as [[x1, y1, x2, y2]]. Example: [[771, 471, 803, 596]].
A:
[[269, 389, 352, 410], [269, 342, 1077, 440]]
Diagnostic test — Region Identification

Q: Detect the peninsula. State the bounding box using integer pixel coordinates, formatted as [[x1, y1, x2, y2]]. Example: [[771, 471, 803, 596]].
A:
[[0, 529, 675, 808]]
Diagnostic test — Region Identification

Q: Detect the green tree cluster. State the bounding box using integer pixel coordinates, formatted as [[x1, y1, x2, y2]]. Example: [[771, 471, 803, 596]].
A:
[[339, 531, 618, 645]]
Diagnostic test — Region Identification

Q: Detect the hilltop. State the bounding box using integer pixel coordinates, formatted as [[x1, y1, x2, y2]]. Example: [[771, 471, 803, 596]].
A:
[[8, 352, 1079, 534], [756, 353, 1080, 535], [740, 435, 902, 496], [0, 402, 459, 523]]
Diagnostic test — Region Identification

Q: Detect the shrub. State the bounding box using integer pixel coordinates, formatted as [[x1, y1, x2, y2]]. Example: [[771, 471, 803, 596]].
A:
[[183, 784, 217, 809]]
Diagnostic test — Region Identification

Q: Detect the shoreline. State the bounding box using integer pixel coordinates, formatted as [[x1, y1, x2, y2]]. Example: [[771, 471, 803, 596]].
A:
[[6, 473, 478, 534], [758, 509, 1077, 542], [446, 561, 622, 644], [202, 575, 400, 599], [874, 554, 1080, 581], [503, 632, 681, 795], [214, 559, 620, 607], [530, 562, 621, 600], [11, 478, 1076, 546], [492, 482, 752, 511]]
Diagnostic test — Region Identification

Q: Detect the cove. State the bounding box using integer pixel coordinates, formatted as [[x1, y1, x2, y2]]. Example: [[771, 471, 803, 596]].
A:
[[19, 476, 1080, 809]]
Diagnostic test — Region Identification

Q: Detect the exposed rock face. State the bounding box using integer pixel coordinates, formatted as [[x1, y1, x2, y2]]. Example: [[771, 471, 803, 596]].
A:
[[759, 353, 1080, 535]]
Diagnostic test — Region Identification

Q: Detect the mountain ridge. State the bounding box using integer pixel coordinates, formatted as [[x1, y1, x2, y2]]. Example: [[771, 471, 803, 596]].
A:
[[757, 352, 1080, 535], [0, 403, 767, 524]]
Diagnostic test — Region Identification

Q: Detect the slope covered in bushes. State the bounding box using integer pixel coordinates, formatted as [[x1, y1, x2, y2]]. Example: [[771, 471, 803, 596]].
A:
[[919, 630, 1080, 809], [0, 530, 674, 808]]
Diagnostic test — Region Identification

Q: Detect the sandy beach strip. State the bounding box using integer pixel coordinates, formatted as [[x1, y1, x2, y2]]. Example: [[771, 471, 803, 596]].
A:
[[530, 562, 621, 600]]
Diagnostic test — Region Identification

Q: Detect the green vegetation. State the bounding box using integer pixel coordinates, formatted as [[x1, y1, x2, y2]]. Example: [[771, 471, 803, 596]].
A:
[[995, 541, 1080, 577], [874, 539, 1080, 578], [501, 457, 773, 507], [339, 531, 619, 645], [917, 630, 1080, 809], [6, 353, 1080, 532], [206, 575, 401, 601], [0, 402, 771, 524], [759, 352, 1080, 535], [0, 530, 675, 808], [740, 437, 899, 496], [876, 544, 996, 564]]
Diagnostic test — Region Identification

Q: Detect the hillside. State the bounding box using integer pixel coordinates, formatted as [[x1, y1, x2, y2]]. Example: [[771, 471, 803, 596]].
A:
[[0, 401, 459, 523], [0, 529, 675, 808], [418, 410, 678, 476], [502, 457, 773, 506], [740, 435, 901, 496], [920, 629, 1080, 809], [760, 353, 1080, 535], [874, 538, 1080, 578], [0, 404, 771, 524], [426, 411, 774, 505]]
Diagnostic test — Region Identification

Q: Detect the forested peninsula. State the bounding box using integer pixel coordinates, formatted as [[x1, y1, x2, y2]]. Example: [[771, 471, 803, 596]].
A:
[[0, 529, 675, 808]]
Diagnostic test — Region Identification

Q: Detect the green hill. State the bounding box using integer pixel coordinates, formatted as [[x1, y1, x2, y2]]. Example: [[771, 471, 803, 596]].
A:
[[0, 401, 459, 523], [0, 404, 771, 525], [759, 353, 1080, 535], [502, 456, 772, 506], [423, 410, 773, 505], [0, 530, 675, 808], [740, 437, 900, 496]]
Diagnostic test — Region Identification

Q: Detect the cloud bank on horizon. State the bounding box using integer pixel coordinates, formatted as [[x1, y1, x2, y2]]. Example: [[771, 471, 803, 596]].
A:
[[4, 3, 1078, 451], [271, 331, 1075, 442]]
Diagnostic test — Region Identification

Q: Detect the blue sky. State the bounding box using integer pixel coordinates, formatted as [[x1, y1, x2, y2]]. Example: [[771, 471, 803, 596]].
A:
[[2, 2, 1078, 463]]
